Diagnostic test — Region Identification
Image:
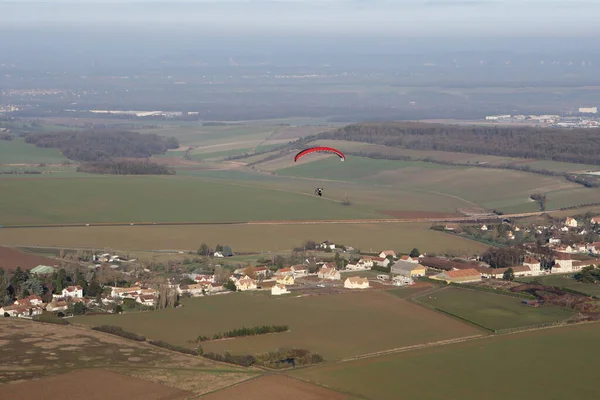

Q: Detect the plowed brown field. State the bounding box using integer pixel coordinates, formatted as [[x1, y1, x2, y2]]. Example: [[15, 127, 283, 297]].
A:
[[0, 246, 59, 271], [0, 369, 191, 400]]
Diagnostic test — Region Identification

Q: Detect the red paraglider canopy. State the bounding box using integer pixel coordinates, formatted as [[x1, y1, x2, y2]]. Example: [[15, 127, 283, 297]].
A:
[[294, 146, 345, 162]]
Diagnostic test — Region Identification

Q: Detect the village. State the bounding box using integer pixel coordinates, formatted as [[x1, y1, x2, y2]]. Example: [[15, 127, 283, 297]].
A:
[[1, 215, 600, 320]]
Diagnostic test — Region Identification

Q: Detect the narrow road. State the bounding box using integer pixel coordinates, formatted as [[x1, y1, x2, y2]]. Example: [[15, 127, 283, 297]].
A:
[[0, 210, 554, 229]]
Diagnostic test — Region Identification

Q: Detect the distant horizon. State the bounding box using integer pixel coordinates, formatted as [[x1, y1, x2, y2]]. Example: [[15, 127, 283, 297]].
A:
[[2, 0, 600, 36]]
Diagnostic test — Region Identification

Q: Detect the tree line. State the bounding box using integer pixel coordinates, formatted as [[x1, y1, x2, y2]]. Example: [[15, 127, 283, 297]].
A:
[[196, 324, 289, 342], [76, 160, 174, 175], [299, 121, 600, 165], [202, 348, 323, 369], [24, 129, 179, 162]]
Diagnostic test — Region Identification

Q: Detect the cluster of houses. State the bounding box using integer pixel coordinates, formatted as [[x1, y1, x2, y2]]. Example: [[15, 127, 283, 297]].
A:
[[0, 285, 87, 318]]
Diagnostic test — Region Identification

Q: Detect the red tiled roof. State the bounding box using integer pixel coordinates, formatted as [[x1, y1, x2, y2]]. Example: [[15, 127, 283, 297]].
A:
[[443, 269, 481, 278]]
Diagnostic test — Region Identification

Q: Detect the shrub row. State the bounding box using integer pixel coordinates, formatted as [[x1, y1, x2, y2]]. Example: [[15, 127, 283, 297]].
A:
[[32, 314, 70, 325], [148, 340, 199, 356], [202, 348, 324, 369], [197, 324, 289, 342], [92, 325, 146, 341]]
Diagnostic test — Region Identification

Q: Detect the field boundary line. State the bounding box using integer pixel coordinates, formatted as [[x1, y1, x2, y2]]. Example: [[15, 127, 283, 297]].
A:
[[183, 373, 267, 400]]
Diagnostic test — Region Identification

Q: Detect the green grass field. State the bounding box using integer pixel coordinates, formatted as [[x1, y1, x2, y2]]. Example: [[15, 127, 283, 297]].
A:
[[518, 274, 600, 297], [290, 323, 600, 400], [414, 287, 576, 331], [0, 223, 490, 254], [72, 291, 482, 360], [0, 174, 385, 225], [0, 138, 68, 165]]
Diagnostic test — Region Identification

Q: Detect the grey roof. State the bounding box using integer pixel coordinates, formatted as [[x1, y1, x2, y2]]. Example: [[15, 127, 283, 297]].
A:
[[391, 260, 422, 274]]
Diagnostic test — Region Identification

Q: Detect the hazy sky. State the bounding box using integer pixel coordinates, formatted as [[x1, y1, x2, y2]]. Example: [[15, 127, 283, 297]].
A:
[[1, 0, 600, 37]]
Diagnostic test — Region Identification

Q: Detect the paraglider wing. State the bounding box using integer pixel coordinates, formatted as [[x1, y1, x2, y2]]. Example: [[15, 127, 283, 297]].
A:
[[294, 146, 345, 162]]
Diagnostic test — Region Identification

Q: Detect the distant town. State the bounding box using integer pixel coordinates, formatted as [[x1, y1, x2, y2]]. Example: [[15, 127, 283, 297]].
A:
[[485, 107, 600, 128]]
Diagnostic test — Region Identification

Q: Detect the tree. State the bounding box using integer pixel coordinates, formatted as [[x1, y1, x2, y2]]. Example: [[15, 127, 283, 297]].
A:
[[481, 247, 525, 268], [10, 267, 30, 296], [113, 304, 123, 314], [409, 248, 420, 258], [198, 243, 210, 256], [22, 278, 44, 296], [503, 267, 515, 281], [86, 276, 102, 297], [215, 244, 224, 253], [243, 266, 257, 279], [213, 266, 231, 284], [222, 245, 233, 257], [334, 252, 344, 269], [224, 280, 237, 291], [72, 302, 86, 315], [52, 268, 68, 293]]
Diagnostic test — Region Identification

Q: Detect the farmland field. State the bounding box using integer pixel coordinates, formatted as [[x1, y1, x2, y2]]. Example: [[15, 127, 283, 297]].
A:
[[72, 290, 483, 360], [518, 274, 600, 297], [0, 245, 61, 271], [0, 369, 191, 400], [413, 287, 576, 331], [0, 138, 69, 165], [0, 223, 490, 254], [202, 375, 353, 400], [0, 175, 384, 225], [290, 323, 600, 400], [0, 319, 256, 395]]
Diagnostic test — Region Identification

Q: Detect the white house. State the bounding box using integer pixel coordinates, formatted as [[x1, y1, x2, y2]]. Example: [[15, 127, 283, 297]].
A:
[[480, 225, 488, 231], [62, 286, 83, 299], [291, 265, 308, 277], [399, 255, 419, 264], [357, 258, 374, 269], [111, 286, 142, 298], [523, 256, 542, 275], [379, 250, 397, 259], [548, 237, 561, 245], [565, 217, 578, 228], [317, 266, 341, 280], [320, 241, 336, 250], [553, 253, 574, 273], [236, 277, 257, 291], [371, 257, 390, 268], [271, 284, 290, 296], [183, 283, 205, 296], [276, 275, 295, 286], [46, 301, 69, 312], [136, 295, 157, 307], [590, 217, 600, 225], [275, 267, 293, 277], [344, 277, 370, 289]]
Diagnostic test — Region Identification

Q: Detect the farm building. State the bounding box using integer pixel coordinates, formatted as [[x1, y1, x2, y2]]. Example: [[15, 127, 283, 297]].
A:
[[275, 267, 293, 277], [391, 260, 426, 278], [484, 265, 533, 279], [29, 265, 55, 276], [344, 277, 370, 289], [431, 269, 481, 284], [271, 284, 290, 296]]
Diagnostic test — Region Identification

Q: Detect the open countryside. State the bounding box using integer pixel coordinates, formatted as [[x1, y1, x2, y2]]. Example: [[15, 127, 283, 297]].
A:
[[73, 289, 482, 360], [3, 107, 600, 399], [290, 323, 600, 400]]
